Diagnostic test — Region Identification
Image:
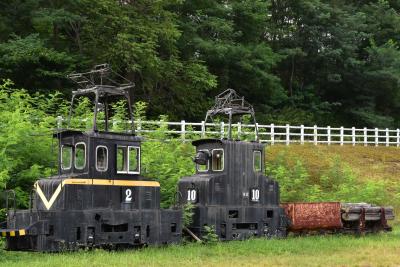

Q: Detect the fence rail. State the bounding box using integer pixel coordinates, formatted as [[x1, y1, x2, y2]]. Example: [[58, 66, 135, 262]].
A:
[[58, 117, 400, 147]]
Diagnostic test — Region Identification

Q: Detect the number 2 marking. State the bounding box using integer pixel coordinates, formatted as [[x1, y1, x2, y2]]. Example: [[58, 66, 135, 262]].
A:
[[125, 189, 132, 202]]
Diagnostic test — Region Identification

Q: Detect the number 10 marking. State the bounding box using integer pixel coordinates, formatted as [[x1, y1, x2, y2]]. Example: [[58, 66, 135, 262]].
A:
[[187, 189, 197, 202], [251, 189, 260, 202]]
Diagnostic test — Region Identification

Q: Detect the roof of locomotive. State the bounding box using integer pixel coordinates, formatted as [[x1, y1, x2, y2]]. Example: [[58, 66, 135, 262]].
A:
[[53, 129, 142, 142], [192, 138, 264, 147]]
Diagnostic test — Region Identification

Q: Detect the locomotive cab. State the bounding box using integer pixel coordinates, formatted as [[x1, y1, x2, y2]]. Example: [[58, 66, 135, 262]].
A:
[[178, 90, 288, 240], [57, 130, 142, 180]]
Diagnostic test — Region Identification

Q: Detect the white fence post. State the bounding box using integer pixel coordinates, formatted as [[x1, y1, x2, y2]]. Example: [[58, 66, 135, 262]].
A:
[[270, 124, 275, 145], [375, 128, 379, 146], [238, 122, 242, 139], [340, 126, 344, 146], [313, 125, 318, 145], [386, 128, 389, 147], [201, 121, 206, 138], [285, 124, 290, 146], [57, 116, 62, 129], [137, 119, 142, 133], [220, 122, 225, 139], [397, 129, 400, 148], [363, 127, 367, 146], [352, 127, 356, 146], [181, 120, 186, 140], [300, 125, 304, 145], [327, 126, 331, 145]]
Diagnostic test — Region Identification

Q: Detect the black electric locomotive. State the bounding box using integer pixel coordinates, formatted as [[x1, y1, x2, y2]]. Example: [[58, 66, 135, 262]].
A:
[[178, 89, 288, 240], [0, 65, 182, 251]]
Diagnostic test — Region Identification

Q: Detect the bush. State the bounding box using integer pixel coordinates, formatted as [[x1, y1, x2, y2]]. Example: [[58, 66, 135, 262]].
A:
[[183, 202, 194, 228], [202, 225, 218, 244]]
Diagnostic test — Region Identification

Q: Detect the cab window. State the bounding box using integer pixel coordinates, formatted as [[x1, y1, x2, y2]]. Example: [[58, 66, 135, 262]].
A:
[[75, 142, 86, 170], [117, 146, 128, 173], [196, 150, 209, 172], [117, 145, 140, 174], [253, 150, 262, 172], [129, 147, 139, 173], [96, 146, 108, 172], [212, 149, 224, 171], [61, 145, 72, 170]]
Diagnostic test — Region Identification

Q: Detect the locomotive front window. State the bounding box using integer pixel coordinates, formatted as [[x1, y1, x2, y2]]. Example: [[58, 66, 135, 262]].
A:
[[128, 147, 140, 173], [253, 151, 262, 172], [212, 149, 224, 171], [117, 146, 128, 172], [61, 145, 72, 170], [75, 142, 86, 170], [196, 150, 209, 172], [96, 146, 108, 172], [117, 145, 140, 174]]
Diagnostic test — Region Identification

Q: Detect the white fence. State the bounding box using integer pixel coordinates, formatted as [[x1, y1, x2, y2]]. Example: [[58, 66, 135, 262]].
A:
[[58, 117, 400, 147]]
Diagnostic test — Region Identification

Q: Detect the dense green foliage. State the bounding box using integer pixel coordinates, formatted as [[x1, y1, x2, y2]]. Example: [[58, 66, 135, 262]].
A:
[[1, 0, 400, 127]]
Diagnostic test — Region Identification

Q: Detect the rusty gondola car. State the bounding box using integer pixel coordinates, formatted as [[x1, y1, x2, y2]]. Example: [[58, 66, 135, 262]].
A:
[[282, 202, 393, 234]]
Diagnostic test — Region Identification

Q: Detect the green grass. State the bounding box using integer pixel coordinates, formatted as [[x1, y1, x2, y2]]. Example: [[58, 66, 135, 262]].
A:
[[1, 228, 400, 267]]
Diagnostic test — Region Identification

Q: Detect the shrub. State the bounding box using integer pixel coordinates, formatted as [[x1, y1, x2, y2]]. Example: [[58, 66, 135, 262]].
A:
[[202, 225, 218, 244]]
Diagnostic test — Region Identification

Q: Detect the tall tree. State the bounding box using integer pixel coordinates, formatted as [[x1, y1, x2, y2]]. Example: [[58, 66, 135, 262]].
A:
[[176, 0, 286, 121]]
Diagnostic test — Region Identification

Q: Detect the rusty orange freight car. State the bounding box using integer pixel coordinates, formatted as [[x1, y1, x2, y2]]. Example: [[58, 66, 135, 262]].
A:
[[282, 202, 343, 231]]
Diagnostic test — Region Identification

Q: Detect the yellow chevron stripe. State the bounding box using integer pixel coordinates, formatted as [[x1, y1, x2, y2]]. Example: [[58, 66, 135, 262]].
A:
[[35, 182, 64, 210], [1, 231, 5, 237], [10, 231, 15, 237], [35, 178, 159, 210], [19, 229, 26, 236]]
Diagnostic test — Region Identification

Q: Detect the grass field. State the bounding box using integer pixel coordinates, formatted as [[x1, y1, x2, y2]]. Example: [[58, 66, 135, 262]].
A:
[[1, 228, 400, 267]]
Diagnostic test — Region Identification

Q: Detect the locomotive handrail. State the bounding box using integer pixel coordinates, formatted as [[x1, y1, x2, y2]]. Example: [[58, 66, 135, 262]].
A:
[[5, 190, 16, 219]]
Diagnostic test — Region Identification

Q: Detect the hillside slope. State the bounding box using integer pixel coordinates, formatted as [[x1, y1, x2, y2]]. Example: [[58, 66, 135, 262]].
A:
[[266, 144, 400, 183]]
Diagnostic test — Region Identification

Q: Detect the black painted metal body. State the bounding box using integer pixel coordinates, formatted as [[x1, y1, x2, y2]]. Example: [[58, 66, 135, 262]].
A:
[[178, 139, 288, 240], [3, 130, 182, 251]]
